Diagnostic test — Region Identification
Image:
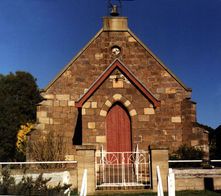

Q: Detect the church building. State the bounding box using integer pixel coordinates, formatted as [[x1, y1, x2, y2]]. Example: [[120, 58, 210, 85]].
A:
[[31, 7, 208, 163]]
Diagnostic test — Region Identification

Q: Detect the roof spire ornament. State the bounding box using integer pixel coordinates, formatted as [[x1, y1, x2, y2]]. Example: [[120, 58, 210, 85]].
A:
[[107, 0, 134, 16]]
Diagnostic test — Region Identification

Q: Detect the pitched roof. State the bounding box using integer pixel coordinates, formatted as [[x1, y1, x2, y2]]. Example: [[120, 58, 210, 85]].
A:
[[75, 59, 160, 108], [44, 18, 191, 92]]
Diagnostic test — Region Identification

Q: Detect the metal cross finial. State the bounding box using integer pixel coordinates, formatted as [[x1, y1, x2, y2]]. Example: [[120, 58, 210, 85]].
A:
[[107, 0, 135, 16]]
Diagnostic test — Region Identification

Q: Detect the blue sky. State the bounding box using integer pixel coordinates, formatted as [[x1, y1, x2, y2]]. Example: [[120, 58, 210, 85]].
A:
[[0, 0, 220, 129]]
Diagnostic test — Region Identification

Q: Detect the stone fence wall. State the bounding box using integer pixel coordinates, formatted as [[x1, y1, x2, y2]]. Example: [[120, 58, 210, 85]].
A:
[[174, 169, 221, 191]]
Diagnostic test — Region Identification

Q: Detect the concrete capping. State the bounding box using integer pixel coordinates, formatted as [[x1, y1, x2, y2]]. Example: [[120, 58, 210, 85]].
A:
[[149, 145, 169, 150], [75, 145, 96, 151], [103, 17, 128, 31]]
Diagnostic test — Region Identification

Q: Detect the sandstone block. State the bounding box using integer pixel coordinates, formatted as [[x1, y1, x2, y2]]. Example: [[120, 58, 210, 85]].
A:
[[138, 115, 149, 121], [37, 111, 47, 118], [100, 110, 107, 117], [88, 122, 95, 129], [96, 136, 106, 143], [191, 140, 199, 146], [171, 116, 181, 123], [82, 108, 86, 115], [83, 102, 90, 108], [65, 155, 75, 161], [54, 100, 59, 106], [56, 94, 70, 100], [156, 88, 165, 93], [41, 100, 53, 106], [95, 53, 103, 60], [85, 109, 95, 115], [144, 108, 155, 115], [129, 109, 137, 116], [43, 94, 54, 99], [165, 88, 176, 94], [105, 100, 112, 107], [60, 100, 67, 107], [113, 94, 122, 100], [124, 100, 131, 107], [161, 71, 170, 77], [109, 75, 116, 79], [49, 118, 53, 124], [91, 102, 97, 108], [38, 117, 49, 124], [128, 36, 136, 42], [68, 101, 75, 106], [113, 80, 123, 88]]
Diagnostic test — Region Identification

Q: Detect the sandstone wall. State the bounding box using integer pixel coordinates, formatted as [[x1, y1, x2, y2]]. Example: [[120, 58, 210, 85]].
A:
[[31, 29, 208, 158]]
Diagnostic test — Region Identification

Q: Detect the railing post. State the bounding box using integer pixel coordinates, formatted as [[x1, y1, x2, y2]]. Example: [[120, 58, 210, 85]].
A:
[[122, 152, 125, 185], [135, 147, 139, 183], [101, 145, 105, 183]]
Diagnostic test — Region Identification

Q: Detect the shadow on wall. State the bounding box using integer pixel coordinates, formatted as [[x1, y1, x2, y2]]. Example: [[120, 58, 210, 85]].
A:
[[72, 108, 82, 145]]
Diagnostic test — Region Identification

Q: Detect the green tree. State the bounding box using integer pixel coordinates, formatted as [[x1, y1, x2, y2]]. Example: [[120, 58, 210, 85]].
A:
[[0, 72, 42, 161]]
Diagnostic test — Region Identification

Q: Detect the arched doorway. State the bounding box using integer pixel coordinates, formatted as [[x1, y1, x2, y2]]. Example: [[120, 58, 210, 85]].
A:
[[105, 102, 132, 152]]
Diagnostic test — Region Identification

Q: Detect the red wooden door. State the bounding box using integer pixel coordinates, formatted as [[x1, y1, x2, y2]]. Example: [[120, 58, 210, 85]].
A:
[[106, 103, 131, 152]]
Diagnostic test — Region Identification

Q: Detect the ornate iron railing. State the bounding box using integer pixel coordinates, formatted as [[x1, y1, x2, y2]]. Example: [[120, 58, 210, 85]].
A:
[[96, 148, 151, 188]]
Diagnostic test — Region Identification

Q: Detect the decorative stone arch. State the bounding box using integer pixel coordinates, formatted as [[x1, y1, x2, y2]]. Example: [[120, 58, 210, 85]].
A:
[[99, 93, 137, 118]]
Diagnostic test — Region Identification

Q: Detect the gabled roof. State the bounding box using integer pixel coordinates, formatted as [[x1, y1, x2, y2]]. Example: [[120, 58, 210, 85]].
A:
[[75, 59, 160, 108], [44, 17, 191, 92]]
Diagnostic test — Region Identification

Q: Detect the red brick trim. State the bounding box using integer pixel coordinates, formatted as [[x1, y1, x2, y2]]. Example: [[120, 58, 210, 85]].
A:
[[75, 59, 160, 108]]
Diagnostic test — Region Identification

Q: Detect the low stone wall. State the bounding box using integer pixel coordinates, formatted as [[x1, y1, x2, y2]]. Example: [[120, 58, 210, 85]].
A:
[[174, 169, 221, 191], [1, 168, 77, 190]]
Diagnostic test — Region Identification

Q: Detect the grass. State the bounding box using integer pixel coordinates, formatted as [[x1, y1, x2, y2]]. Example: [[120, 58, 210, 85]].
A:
[[86, 190, 221, 196]]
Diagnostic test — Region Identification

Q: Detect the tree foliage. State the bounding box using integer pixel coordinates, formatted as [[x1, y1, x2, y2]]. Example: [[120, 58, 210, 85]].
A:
[[16, 123, 34, 155], [0, 72, 42, 161]]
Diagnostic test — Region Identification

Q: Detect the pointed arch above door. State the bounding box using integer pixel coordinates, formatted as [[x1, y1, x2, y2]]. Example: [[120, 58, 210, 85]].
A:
[[106, 102, 131, 152]]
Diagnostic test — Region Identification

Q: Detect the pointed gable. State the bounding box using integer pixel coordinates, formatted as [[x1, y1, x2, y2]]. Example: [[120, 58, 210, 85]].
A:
[[75, 59, 160, 108], [45, 17, 190, 92]]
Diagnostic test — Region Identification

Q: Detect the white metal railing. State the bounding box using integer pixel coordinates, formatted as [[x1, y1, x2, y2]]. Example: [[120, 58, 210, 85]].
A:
[[96, 150, 151, 188], [168, 168, 175, 196], [0, 160, 77, 165], [168, 160, 203, 163], [80, 169, 87, 196], [211, 160, 221, 163], [156, 165, 164, 196], [169, 160, 221, 163]]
